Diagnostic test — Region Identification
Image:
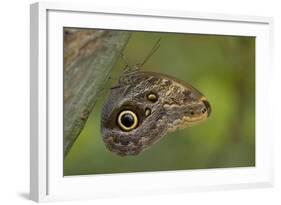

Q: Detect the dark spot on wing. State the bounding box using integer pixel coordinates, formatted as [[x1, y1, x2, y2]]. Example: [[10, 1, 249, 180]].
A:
[[183, 90, 194, 102], [163, 80, 172, 87]]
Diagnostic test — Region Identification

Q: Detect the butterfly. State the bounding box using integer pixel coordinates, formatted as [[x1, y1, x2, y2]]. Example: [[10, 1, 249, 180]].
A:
[[101, 39, 211, 156]]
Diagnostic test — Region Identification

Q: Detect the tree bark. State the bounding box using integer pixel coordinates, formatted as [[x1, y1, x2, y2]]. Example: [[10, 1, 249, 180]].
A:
[[63, 28, 131, 157]]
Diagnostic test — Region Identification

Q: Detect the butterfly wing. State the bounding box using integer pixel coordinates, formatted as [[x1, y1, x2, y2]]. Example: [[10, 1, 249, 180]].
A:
[[101, 71, 211, 156]]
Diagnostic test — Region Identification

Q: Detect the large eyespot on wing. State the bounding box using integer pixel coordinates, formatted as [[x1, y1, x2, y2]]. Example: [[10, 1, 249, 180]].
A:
[[117, 110, 139, 131]]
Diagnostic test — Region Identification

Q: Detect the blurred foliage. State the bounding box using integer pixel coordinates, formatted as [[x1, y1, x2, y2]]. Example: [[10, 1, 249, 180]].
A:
[[64, 31, 255, 176]]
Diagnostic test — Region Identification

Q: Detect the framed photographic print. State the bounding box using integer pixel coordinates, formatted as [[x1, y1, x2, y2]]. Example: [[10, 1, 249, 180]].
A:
[[30, 2, 274, 202]]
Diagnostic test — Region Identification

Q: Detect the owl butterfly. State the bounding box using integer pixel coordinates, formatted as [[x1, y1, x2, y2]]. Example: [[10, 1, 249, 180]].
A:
[[101, 39, 211, 156]]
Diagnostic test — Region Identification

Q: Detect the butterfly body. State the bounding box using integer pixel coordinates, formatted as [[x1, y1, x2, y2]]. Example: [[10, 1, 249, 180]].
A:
[[101, 65, 211, 156]]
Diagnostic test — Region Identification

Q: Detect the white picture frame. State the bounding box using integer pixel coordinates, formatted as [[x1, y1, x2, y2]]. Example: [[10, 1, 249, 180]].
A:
[[30, 2, 274, 202]]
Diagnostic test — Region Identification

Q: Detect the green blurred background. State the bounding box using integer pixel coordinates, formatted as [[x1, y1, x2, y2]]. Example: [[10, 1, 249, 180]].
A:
[[64, 31, 255, 176]]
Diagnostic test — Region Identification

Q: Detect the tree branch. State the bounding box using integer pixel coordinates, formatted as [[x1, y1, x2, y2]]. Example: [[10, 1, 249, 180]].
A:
[[63, 28, 131, 157]]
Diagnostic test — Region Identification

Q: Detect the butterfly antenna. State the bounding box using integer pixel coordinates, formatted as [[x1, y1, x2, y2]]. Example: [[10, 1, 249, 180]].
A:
[[140, 37, 162, 67]]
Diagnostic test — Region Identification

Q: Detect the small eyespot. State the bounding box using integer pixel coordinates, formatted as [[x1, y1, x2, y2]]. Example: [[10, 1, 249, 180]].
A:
[[147, 93, 158, 102], [145, 108, 151, 116], [202, 100, 211, 117], [190, 110, 194, 115], [117, 110, 138, 131], [202, 108, 207, 113]]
